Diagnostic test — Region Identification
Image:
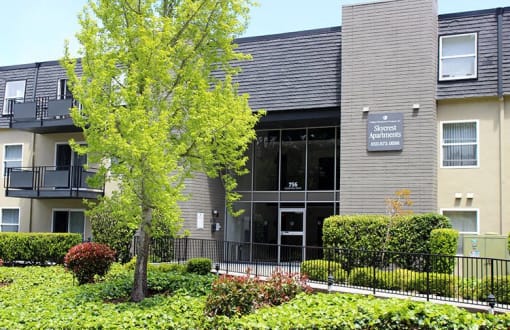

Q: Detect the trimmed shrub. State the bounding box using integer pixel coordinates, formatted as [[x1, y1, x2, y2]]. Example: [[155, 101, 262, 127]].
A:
[[149, 262, 186, 273], [323, 213, 451, 271], [301, 259, 347, 283], [408, 272, 457, 297], [429, 228, 458, 274], [477, 275, 510, 304], [0, 233, 82, 265], [64, 242, 116, 284], [186, 258, 212, 275]]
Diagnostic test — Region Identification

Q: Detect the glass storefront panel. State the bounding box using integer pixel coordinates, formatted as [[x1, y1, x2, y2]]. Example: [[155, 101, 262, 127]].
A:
[[254, 131, 280, 191], [306, 203, 334, 249], [236, 143, 253, 191], [225, 203, 252, 261], [307, 128, 335, 190], [252, 203, 278, 261], [281, 129, 306, 191], [226, 203, 251, 243]]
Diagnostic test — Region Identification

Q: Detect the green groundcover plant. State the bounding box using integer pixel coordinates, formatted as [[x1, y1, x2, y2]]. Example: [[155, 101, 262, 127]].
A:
[[0, 265, 509, 329]]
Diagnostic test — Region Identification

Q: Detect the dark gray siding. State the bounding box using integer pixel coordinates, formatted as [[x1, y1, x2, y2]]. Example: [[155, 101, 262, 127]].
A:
[[180, 173, 225, 240], [437, 12, 499, 99], [234, 28, 341, 112], [503, 10, 510, 95], [340, 0, 438, 214]]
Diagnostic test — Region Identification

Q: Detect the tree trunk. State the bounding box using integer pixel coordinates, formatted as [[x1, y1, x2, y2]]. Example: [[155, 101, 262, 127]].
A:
[[131, 207, 152, 302]]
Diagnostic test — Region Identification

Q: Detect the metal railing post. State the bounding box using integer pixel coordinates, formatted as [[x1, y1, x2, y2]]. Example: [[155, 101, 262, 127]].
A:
[[372, 250, 376, 295], [426, 254, 430, 302]]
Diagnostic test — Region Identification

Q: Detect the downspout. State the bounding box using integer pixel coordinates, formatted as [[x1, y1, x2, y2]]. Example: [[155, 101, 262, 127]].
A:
[[28, 63, 41, 232], [496, 8, 504, 235]]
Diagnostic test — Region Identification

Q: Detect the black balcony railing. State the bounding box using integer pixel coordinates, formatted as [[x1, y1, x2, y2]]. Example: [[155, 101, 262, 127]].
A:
[[134, 237, 510, 310], [7, 97, 78, 132], [4, 165, 104, 199]]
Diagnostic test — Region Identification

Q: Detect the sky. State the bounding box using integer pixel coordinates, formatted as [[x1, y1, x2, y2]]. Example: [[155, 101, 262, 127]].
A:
[[0, 0, 509, 66]]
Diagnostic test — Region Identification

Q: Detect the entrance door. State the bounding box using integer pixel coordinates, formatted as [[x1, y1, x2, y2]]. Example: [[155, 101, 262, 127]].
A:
[[278, 208, 305, 262]]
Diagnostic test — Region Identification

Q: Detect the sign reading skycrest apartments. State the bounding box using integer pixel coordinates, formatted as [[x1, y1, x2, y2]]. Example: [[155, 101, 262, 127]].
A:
[[367, 112, 403, 151]]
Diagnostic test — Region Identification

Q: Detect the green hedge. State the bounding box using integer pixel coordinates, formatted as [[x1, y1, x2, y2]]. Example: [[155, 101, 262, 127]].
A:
[[0, 233, 82, 264], [429, 228, 458, 274], [186, 258, 212, 275], [301, 260, 347, 283], [323, 213, 451, 271]]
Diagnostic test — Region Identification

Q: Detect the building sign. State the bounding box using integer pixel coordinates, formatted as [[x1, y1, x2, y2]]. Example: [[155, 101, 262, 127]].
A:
[[367, 112, 403, 151]]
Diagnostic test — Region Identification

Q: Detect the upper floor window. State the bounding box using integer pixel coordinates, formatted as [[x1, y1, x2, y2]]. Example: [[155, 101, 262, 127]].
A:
[[439, 33, 477, 81], [3, 144, 22, 176], [441, 121, 478, 168], [57, 79, 72, 100], [3, 80, 26, 115]]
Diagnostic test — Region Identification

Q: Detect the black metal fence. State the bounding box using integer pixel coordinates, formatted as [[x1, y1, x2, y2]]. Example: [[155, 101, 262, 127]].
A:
[[136, 237, 510, 310]]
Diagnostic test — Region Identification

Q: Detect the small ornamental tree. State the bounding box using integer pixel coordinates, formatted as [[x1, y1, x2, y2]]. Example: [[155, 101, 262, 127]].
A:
[[64, 242, 116, 284], [63, 0, 261, 301]]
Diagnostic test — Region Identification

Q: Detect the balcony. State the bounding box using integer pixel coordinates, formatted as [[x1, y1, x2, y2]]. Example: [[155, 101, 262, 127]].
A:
[[7, 97, 81, 133], [4, 166, 104, 199]]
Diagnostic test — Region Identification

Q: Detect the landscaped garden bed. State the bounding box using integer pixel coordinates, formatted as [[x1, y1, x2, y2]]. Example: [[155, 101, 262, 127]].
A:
[[0, 263, 510, 329]]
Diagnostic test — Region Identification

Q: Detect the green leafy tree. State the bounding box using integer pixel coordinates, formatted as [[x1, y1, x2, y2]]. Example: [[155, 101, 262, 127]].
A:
[[63, 0, 261, 301]]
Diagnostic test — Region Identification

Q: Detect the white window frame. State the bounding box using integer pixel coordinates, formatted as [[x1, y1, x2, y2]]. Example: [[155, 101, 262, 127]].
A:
[[440, 120, 479, 169], [439, 32, 477, 81], [51, 208, 86, 238], [3, 80, 27, 115], [57, 78, 69, 100], [440, 208, 479, 235], [3, 143, 23, 176], [0, 208, 20, 232]]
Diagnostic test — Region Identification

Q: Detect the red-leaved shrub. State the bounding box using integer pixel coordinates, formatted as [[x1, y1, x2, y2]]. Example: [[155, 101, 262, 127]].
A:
[[205, 268, 312, 317], [64, 242, 116, 284]]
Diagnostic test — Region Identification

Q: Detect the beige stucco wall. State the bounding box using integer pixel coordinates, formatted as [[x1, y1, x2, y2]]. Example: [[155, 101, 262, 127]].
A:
[[0, 129, 92, 236], [437, 97, 509, 235], [0, 129, 35, 232]]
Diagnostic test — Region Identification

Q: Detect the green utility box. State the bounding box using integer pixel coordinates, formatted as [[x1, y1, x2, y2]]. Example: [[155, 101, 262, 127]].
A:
[[460, 234, 510, 279], [463, 234, 509, 259]]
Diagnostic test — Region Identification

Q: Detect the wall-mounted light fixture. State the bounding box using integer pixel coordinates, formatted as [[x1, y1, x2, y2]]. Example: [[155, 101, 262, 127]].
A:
[[362, 106, 370, 113], [212, 209, 219, 218], [454, 192, 463, 199], [466, 193, 474, 199], [412, 103, 420, 111]]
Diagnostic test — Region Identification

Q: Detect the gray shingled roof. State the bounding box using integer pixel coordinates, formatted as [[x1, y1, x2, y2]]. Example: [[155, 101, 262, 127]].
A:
[[232, 27, 341, 112]]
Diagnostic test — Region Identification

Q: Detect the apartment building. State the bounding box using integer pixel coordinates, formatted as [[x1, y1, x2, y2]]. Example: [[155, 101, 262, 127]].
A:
[[0, 0, 508, 260]]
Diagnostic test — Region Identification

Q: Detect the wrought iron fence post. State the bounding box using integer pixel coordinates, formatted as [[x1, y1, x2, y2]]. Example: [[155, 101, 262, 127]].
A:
[[184, 236, 189, 261], [328, 247, 332, 288], [426, 254, 430, 302], [372, 250, 376, 295], [491, 258, 495, 301]]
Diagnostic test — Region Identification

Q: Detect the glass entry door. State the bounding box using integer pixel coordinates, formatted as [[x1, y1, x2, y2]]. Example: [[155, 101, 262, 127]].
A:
[[278, 208, 305, 262]]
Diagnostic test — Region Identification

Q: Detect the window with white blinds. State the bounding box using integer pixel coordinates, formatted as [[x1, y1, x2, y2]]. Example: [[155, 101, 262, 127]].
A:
[[3, 144, 22, 175], [442, 121, 478, 167], [1, 209, 19, 232]]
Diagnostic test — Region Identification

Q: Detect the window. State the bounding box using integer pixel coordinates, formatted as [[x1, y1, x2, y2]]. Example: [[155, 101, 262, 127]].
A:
[[3, 80, 26, 115], [441, 121, 478, 167], [439, 33, 477, 81], [1, 209, 19, 232], [57, 79, 73, 100], [442, 209, 478, 254], [53, 210, 85, 238], [3, 144, 22, 176]]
